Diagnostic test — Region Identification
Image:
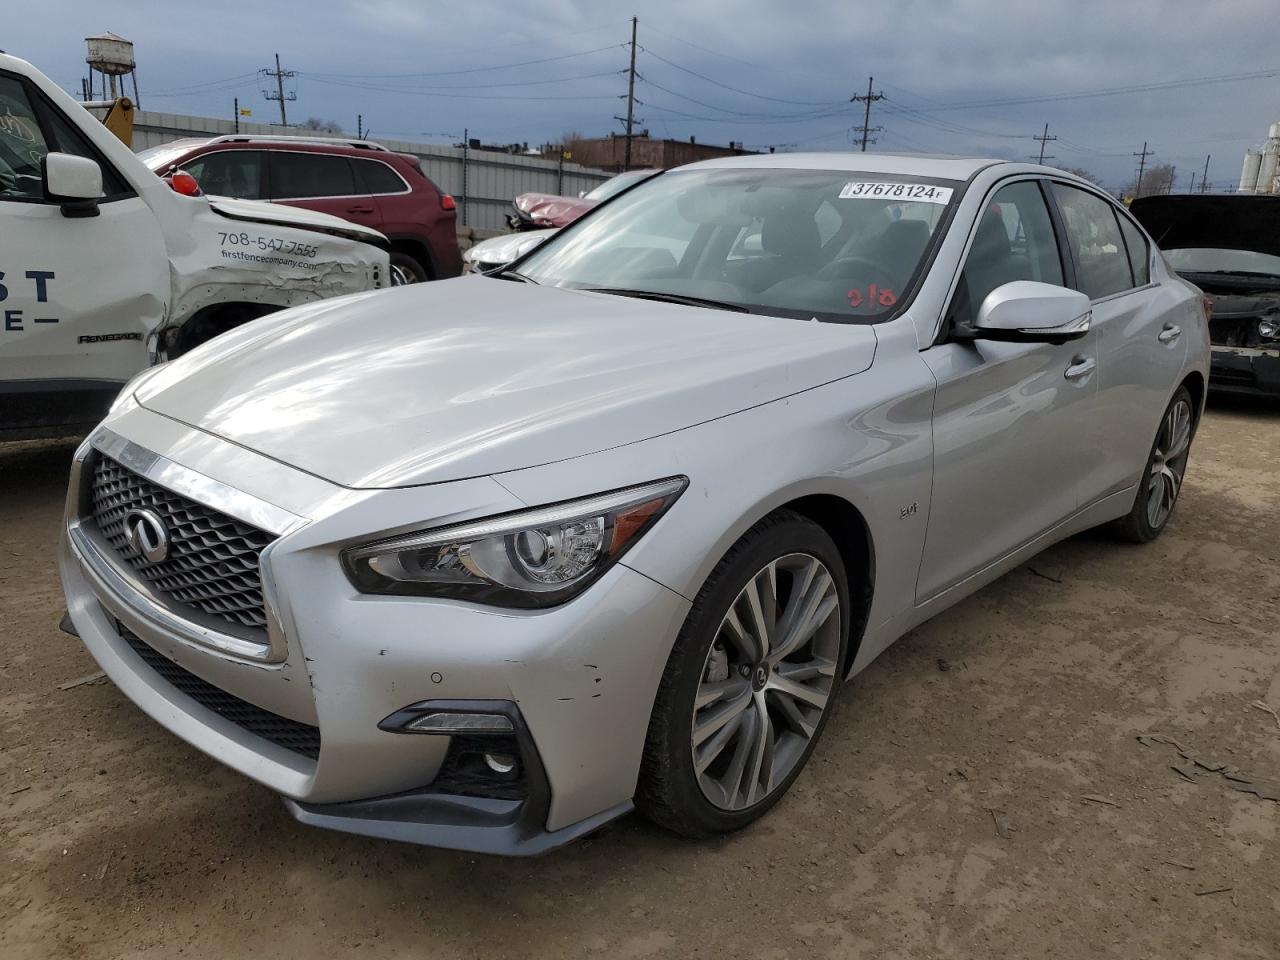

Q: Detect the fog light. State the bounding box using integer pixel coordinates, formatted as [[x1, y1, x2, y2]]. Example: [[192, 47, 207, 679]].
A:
[[483, 752, 518, 776], [1259, 317, 1280, 340]]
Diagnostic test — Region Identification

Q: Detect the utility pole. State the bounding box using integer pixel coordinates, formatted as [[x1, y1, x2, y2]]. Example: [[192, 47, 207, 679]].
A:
[[623, 16, 638, 170], [262, 53, 296, 127], [357, 114, 363, 138], [851, 76, 884, 152], [1201, 154, 1211, 193], [1168, 165, 1176, 194], [234, 96, 239, 134], [1031, 123, 1057, 164], [1132, 141, 1153, 197], [1189, 171, 1196, 193]]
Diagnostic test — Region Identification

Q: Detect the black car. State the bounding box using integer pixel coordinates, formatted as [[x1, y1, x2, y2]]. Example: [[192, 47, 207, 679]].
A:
[[1130, 194, 1280, 397]]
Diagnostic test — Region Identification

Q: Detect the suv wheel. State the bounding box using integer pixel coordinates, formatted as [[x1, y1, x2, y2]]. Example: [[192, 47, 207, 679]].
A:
[[637, 510, 849, 837], [390, 253, 427, 286]]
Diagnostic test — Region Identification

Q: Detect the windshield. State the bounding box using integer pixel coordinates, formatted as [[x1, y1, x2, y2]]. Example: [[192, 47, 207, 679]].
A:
[[517, 168, 957, 322], [1164, 247, 1280, 278], [584, 169, 653, 202]]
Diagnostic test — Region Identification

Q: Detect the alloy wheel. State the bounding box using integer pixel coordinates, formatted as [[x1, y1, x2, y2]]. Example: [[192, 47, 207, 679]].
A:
[[390, 263, 418, 286], [691, 553, 842, 811], [1146, 397, 1192, 529]]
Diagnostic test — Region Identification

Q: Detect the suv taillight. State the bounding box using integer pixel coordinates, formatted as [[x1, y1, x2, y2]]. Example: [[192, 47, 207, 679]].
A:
[[440, 194, 456, 212]]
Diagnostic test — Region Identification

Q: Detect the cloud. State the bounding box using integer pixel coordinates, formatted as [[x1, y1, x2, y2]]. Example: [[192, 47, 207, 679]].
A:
[[8, 0, 1277, 189]]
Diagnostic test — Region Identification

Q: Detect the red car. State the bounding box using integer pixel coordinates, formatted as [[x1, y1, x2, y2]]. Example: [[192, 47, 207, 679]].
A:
[[508, 168, 660, 230], [140, 135, 462, 284]]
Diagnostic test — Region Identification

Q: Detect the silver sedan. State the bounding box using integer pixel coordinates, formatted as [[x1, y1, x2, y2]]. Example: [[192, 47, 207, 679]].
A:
[[61, 153, 1209, 853]]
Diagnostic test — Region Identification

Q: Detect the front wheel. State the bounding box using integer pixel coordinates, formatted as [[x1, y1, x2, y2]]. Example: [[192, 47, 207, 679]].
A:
[[636, 511, 849, 838], [1114, 385, 1195, 542]]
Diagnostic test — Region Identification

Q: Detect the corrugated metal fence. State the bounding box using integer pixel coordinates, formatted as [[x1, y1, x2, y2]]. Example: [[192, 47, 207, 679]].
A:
[[128, 111, 613, 231]]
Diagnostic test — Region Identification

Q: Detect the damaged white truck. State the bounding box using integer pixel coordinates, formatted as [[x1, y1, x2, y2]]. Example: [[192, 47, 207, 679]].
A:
[[0, 53, 389, 440]]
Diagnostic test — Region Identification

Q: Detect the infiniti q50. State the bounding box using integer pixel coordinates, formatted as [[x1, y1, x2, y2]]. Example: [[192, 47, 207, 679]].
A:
[[61, 154, 1209, 854]]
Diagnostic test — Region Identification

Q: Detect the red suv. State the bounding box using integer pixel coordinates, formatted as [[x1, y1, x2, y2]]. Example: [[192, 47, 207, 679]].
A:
[[140, 135, 462, 284]]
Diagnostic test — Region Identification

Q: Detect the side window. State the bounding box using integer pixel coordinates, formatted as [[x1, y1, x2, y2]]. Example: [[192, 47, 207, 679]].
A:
[[270, 152, 356, 199], [182, 151, 263, 199], [353, 158, 406, 195], [1051, 184, 1134, 299], [1116, 212, 1151, 286], [948, 180, 1064, 328], [0, 75, 51, 200], [41, 106, 129, 196]]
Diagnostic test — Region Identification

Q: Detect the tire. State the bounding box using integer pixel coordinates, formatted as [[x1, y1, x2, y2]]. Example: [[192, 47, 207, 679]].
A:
[[636, 510, 850, 838], [1114, 385, 1195, 543], [389, 252, 428, 286]]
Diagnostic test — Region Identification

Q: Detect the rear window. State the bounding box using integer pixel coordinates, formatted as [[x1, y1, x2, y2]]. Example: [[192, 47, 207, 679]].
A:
[[353, 158, 406, 195], [271, 152, 357, 199]]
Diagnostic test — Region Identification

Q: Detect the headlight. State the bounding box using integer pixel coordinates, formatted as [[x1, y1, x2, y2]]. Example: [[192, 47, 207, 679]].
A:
[[1260, 316, 1280, 340], [342, 477, 687, 608]]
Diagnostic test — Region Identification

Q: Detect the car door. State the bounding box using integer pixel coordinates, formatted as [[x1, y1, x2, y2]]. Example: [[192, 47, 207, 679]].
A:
[[267, 151, 382, 230], [916, 177, 1100, 602], [0, 70, 167, 436], [1048, 182, 1186, 502]]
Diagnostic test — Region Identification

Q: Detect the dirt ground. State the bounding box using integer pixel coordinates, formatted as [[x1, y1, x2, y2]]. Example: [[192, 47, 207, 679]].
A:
[[1, 398, 1277, 960]]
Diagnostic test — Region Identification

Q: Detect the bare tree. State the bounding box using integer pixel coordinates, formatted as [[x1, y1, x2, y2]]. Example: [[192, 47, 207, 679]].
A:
[[298, 117, 343, 134], [1133, 162, 1176, 198]]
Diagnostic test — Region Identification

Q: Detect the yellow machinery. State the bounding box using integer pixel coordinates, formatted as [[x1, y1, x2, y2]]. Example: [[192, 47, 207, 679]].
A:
[[84, 97, 134, 147]]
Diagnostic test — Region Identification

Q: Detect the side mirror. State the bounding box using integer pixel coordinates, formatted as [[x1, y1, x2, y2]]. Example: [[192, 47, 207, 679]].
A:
[[43, 153, 102, 218], [972, 281, 1091, 342]]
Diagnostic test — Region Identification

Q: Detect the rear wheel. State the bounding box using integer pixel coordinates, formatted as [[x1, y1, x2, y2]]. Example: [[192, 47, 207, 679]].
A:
[[1114, 386, 1195, 542], [637, 511, 849, 837], [389, 252, 427, 286]]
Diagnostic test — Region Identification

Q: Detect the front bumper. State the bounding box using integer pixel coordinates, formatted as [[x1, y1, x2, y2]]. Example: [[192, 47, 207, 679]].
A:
[[61, 419, 690, 851], [1209, 344, 1280, 396]]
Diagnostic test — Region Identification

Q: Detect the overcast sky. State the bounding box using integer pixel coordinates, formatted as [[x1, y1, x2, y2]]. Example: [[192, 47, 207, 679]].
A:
[[8, 0, 1279, 190]]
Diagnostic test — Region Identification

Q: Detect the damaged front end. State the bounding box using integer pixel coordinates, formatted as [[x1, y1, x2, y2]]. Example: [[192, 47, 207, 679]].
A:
[[1200, 285, 1280, 396]]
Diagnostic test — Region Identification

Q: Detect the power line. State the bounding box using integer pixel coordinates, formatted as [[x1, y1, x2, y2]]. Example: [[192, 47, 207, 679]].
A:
[[851, 76, 884, 151], [639, 45, 845, 107], [301, 75, 620, 102]]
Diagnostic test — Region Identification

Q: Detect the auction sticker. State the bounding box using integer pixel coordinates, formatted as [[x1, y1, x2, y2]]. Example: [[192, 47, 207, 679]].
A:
[[839, 181, 953, 204]]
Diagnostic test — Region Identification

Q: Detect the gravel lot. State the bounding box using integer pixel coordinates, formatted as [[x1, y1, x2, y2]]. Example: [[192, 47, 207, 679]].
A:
[[2, 398, 1277, 960]]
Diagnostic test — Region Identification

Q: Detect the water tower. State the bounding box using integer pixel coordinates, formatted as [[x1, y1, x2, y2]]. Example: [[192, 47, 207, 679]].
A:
[[85, 32, 139, 105]]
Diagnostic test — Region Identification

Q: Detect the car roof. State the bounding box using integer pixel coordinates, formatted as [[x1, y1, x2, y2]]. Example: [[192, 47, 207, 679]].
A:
[[678, 151, 1006, 181]]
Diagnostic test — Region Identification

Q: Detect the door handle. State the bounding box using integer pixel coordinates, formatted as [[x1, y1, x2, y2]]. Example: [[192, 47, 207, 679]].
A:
[[1158, 323, 1182, 344], [1064, 356, 1096, 380], [346, 205, 375, 214]]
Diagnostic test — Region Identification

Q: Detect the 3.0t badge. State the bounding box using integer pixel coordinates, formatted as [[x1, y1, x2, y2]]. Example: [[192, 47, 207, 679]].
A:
[[123, 509, 170, 563]]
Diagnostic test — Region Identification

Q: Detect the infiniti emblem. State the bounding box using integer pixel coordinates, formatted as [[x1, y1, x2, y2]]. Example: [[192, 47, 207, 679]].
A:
[[123, 509, 170, 563]]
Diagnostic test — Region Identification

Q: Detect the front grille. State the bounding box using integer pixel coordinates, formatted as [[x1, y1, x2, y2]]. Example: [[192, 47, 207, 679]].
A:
[[90, 455, 275, 630], [118, 623, 321, 760]]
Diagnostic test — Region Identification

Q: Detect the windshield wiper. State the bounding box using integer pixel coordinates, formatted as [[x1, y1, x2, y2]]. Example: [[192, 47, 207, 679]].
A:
[[583, 287, 750, 313], [495, 268, 538, 284]]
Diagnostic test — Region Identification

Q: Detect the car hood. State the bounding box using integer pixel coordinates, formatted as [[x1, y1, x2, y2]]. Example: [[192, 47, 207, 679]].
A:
[[208, 196, 387, 246], [135, 279, 877, 489], [1129, 194, 1280, 258]]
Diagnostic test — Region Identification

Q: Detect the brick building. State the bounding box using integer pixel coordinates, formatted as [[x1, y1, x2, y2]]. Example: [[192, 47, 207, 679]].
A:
[[559, 134, 760, 172]]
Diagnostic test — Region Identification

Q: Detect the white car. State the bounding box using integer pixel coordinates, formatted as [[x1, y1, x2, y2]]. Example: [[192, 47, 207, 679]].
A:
[[0, 53, 389, 440], [61, 154, 1208, 854], [463, 229, 555, 274]]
